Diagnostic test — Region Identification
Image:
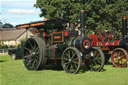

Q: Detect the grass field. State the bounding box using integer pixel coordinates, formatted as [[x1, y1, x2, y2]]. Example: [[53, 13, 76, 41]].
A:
[[0, 55, 128, 85]]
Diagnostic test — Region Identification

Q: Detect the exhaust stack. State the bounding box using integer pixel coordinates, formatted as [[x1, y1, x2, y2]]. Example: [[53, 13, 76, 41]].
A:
[[122, 16, 127, 40], [80, 10, 85, 36]]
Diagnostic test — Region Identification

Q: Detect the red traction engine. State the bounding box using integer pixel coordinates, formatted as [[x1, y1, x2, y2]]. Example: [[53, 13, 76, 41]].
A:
[[88, 17, 128, 68]]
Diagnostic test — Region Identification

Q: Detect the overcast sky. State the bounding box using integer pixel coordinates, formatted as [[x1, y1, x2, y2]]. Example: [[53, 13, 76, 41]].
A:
[[0, 0, 44, 26]]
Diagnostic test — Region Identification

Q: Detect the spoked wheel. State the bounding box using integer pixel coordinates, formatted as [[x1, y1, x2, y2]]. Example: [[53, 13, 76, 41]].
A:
[[111, 48, 128, 68], [23, 37, 46, 70], [86, 47, 105, 71], [61, 47, 82, 74]]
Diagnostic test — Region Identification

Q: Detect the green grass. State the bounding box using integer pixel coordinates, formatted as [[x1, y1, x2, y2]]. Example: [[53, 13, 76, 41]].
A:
[[0, 55, 128, 85]]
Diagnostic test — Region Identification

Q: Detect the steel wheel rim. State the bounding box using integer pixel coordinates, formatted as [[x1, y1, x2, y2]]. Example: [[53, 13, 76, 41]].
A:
[[62, 48, 81, 73], [111, 49, 127, 68], [23, 38, 41, 70]]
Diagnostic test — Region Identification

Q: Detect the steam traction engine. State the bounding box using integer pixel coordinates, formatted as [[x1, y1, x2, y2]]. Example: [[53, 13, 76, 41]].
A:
[[88, 17, 128, 68], [16, 10, 105, 74]]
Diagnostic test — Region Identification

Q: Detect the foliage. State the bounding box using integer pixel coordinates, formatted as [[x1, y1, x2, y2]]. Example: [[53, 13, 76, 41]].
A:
[[1, 56, 128, 85], [2, 23, 14, 28], [0, 41, 17, 49], [0, 21, 2, 28], [34, 0, 128, 31], [0, 41, 8, 49]]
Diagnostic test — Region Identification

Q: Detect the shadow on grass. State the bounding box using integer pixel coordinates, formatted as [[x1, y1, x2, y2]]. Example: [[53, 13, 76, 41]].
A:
[[0, 60, 7, 63], [80, 67, 107, 73], [42, 65, 107, 74], [105, 62, 112, 65], [101, 69, 107, 72], [43, 65, 63, 71]]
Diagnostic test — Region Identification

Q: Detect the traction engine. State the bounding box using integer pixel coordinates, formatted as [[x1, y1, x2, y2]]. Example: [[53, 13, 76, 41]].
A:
[[88, 17, 128, 68], [16, 10, 105, 74]]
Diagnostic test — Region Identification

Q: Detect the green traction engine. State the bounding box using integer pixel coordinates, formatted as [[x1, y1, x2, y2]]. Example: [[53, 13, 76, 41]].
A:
[[16, 10, 105, 74]]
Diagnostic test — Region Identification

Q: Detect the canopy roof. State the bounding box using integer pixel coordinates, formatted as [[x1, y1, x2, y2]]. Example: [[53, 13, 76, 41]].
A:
[[16, 18, 69, 30]]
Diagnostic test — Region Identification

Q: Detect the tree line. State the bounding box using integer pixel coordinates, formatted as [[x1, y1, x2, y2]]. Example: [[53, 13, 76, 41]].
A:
[[0, 21, 14, 28], [34, 0, 128, 32]]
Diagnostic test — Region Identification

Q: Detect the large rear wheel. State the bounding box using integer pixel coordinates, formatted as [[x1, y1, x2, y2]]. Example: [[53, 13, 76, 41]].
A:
[[23, 37, 46, 70], [61, 47, 82, 74]]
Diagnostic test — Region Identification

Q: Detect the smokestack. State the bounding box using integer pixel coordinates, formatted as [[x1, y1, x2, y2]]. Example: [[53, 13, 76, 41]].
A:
[[122, 16, 127, 40], [80, 10, 85, 36]]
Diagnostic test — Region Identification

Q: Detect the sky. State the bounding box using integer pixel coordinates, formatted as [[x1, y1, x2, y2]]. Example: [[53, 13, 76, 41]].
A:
[[0, 0, 44, 26]]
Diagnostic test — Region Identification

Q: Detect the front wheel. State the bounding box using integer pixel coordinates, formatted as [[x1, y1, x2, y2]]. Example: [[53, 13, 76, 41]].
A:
[[86, 47, 105, 71], [61, 47, 82, 74]]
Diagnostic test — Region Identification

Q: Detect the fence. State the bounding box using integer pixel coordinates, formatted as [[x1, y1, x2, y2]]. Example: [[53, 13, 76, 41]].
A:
[[0, 48, 8, 56]]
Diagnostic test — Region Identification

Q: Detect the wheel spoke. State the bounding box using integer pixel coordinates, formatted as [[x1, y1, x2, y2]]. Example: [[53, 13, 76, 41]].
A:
[[35, 47, 39, 53], [93, 50, 98, 56], [66, 50, 71, 58], [34, 55, 40, 61], [72, 63, 78, 69], [31, 60, 36, 69], [33, 41, 37, 50], [66, 63, 70, 70], [117, 60, 120, 65], [63, 57, 69, 61], [74, 57, 78, 61], [64, 62, 70, 65], [90, 61, 100, 71], [65, 53, 70, 58], [120, 53, 126, 59], [28, 40, 33, 49], [24, 47, 31, 53], [95, 57, 101, 61], [72, 61, 78, 69], [94, 56, 102, 64], [120, 58, 127, 64], [72, 61, 78, 64], [26, 60, 33, 67], [34, 57, 39, 65], [113, 51, 118, 58], [24, 54, 32, 58], [35, 51, 40, 55], [69, 64, 74, 72], [71, 53, 77, 59], [72, 58, 78, 64], [68, 50, 71, 57]]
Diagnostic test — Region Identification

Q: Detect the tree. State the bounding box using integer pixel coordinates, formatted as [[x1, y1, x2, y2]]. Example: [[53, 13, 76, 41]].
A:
[[34, 0, 128, 31], [0, 21, 2, 28], [2, 23, 14, 28]]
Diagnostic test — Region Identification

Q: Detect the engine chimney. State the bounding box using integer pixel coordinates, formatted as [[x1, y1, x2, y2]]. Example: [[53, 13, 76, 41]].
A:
[[122, 16, 127, 40], [80, 10, 85, 36]]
